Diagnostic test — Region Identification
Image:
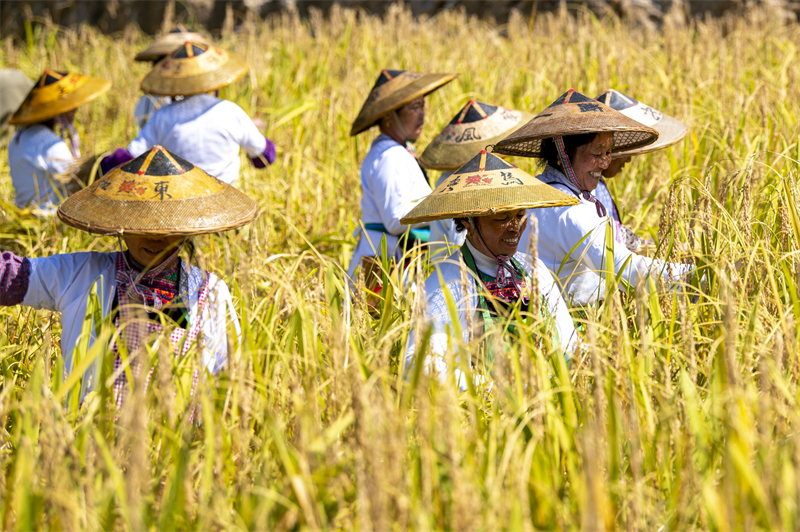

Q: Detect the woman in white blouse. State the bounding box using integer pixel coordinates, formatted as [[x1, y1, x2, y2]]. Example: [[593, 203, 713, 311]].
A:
[[345, 69, 456, 286], [494, 89, 695, 306], [0, 146, 256, 408], [402, 150, 579, 391]]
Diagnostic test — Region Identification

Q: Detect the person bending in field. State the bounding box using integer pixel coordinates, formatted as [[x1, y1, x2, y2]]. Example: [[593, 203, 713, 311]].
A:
[[131, 25, 211, 130], [102, 42, 275, 186], [494, 89, 695, 307], [345, 68, 456, 289], [403, 151, 579, 391], [0, 146, 254, 409], [591, 89, 689, 253], [7, 69, 110, 215]]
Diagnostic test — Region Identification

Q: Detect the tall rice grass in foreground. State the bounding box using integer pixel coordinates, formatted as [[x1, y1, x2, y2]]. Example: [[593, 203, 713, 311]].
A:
[[2, 3, 800, 529]]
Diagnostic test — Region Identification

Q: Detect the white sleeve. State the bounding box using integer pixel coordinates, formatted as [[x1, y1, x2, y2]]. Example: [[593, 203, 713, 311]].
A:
[[405, 265, 476, 392], [560, 206, 692, 287], [44, 140, 75, 176], [228, 102, 267, 157], [127, 116, 157, 157], [534, 259, 578, 357], [201, 275, 241, 374], [23, 253, 109, 312], [372, 149, 431, 235]]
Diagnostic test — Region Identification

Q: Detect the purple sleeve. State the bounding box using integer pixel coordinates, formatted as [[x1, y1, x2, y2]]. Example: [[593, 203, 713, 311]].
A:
[[0, 252, 31, 306], [249, 137, 276, 169], [100, 148, 135, 175]]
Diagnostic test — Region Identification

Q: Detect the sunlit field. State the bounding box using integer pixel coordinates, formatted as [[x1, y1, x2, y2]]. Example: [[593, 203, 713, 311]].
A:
[[2, 3, 800, 529]]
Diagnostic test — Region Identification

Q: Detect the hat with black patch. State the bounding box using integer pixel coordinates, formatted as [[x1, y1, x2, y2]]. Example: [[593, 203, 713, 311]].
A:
[[58, 145, 258, 236], [419, 100, 534, 171], [135, 25, 211, 62], [594, 89, 688, 157], [141, 41, 247, 97], [351, 69, 457, 136], [9, 69, 111, 125], [401, 150, 577, 224], [492, 89, 658, 158]]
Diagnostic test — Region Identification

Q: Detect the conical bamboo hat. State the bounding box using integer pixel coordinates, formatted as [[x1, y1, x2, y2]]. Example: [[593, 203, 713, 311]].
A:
[[594, 89, 688, 157], [141, 41, 247, 96], [9, 70, 111, 125], [492, 89, 659, 158], [350, 69, 457, 136], [401, 150, 578, 224], [135, 25, 210, 62], [58, 146, 258, 236], [419, 100, 535, 171]]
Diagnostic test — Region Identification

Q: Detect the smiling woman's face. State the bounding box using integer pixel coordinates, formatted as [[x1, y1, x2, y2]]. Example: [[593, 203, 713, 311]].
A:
[[570, 132, 614, 191], [124, 235, 184, 269], [465, 209, 528, 258]]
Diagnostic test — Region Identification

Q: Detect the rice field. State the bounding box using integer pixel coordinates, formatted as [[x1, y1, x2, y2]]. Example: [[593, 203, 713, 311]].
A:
[[2, 3, 800, 530]]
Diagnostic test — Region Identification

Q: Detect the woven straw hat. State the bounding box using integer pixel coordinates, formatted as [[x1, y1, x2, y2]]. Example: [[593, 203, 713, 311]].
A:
[[58, 146, 258, 236], [9, 70, 111, 125], [401, 150, 578, 224], [492, 89, 658, 158], [135, 25, 210, 62], [1, 70, 34, 126], [419, 100, 534, 171], [141, 41, 247, 97], [350, 69, 457, 136], [595, 89, 688, 157]]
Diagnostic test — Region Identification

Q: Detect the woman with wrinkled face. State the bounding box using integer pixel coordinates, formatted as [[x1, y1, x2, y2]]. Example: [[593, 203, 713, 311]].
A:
[[494, 90, 695, 307], [402, 151, 579, 391]]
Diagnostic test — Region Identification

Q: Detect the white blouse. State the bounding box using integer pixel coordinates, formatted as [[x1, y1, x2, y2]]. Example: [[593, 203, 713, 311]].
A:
[[522, 165, 693, 305], [346, 134, 432, 281], [128, 94, 266, 185], [22, 252, 240, 401], [7, 124, 73, 213], [405, 240, 578, 392]]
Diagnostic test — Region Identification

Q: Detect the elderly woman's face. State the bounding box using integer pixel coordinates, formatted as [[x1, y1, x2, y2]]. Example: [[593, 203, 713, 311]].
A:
[[124, 235, 184, 269], [394, 97, 426, 141], [465, 209, 528, 257], [571, 132, 614, 191]]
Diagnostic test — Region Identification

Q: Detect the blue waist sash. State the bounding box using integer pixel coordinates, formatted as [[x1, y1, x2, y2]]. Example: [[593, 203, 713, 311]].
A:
[[363, 223, 430, 243]]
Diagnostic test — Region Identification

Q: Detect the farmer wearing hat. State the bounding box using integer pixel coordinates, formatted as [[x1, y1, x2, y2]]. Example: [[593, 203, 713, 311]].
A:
[[591, 90, 689, 252], [346, 68, 456, 286], [419, 100, 534, 261], [0, 146, 256, 407], [493, 89, 695, 306], [132, 25, 210, 129], [7, 70, 110, 214], [402, 150, 579, 390], [103, 42, 275, 185]]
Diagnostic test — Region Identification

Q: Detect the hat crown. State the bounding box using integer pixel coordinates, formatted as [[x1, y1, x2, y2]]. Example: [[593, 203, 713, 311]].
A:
[[455, 149, 514, 175], [546, 89, 598, 108], [595, 89, 640, 111], [373, 69, 406, 89], [171, 41, 209, 59], [37, 70, 69, 87], [448, 100, 499, 125]]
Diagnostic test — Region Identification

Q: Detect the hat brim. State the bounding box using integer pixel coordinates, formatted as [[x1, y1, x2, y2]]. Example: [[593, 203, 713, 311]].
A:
[[134, 33, 210, 62], [9, 77, 111, 125], [613, 113, 688, 157], [419, 111, 536, 171], [57, 186, 258, 236], [141, 54, 248, 96], [400, 185, 578, 224], [350, 73, 457, 136]]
